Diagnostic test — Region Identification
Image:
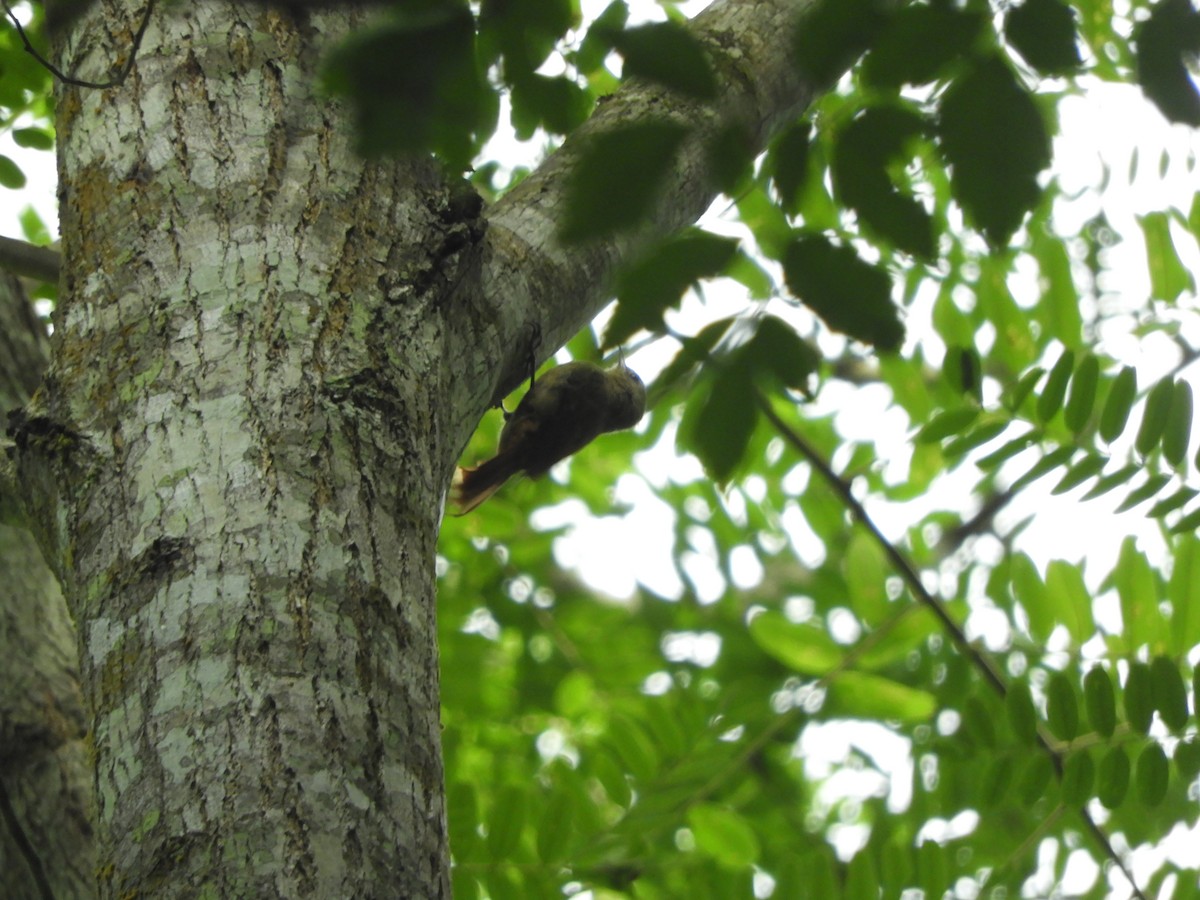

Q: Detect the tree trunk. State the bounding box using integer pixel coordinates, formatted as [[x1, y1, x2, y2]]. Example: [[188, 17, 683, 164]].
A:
[[0, 273, 94, 900], [3, 0, 822, 894], [16, 4, 462, 896]]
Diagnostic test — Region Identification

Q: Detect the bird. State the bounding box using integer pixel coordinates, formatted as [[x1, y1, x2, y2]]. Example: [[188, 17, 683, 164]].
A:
[[452, 357, 646, 513]]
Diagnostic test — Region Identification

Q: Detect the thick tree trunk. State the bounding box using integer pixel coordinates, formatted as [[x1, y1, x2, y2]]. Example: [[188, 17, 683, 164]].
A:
[[13, 4, 468, 896], [2, 0, 825, 894]]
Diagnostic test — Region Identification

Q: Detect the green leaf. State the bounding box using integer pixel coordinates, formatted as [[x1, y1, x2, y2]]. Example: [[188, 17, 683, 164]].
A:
[[1062, 750, 1094, 806], [943, 419, 1008, 459], [1005, 0, 1082, 75], [12, 126, 54, 150], [1064, 355, 1099, 433], [862, 5, 985, 87], [1005, 367, 1045, 413], [18, 206, 51, 247], [916, 406, 980, 444], [575, 0, 627, 74], [536, 789, 573, 863], [1150, 656, 1189, 732], [1176, 739, 1200, 782], [1139, 212, 1195, 303], [1136, 743, 1170, 806], [706, 122, 755, 194], [1084, 666, 1116, 738], [962, 694, 997, 748], [768, 121, 812, 216], [1081, 463, 1140, 501], [977, 431, 1035, 470], [1114, 472, 1172, 513], [687, 804, 760, 868], [1125, 661, 1154, 735], [1051, 454, 1107, 495], [1100, 366, 1138, 443], [748, 610, 843, 675], [827, 671, 936, 723], [653, 317, 736, 397], [1147, 487, 1197, 519], [1019, 753, 1055, 805], [680, 364, 757, 485], [608, 714, 659, 782], [510, 73, 590, 137], [793, 0, 888, 87], [1006, 680, 1039, 744], [322, 7, 488, 170], [1115, 540, 1160, 652], [1012, 553, 1051, 641], [846, 850, 880, 900], [1168, 536, 1200, 655], [831, 104, 935, 259], [1046, 671, 1079, 741], [487, 785, 527, 859], [1136, 376, 1177, 457], [0, 154, 27, 189], [1037, 349, 1075, 423], [1162, 380, 1193, 466], [783, 235, 903, 350], [1134, 0, 1200, 125], [1033, 227, 1083, 349], [1097, 746, 1130, 810], [742, 316, 821, 394], [937, 55, 1051, 246], [613, 21, 717, 100], [944, 346, 982, 399], [1010, 445, 1076, 492], [607, 230, 740, 347], [1044, 561, 1095, 645], [561, 121, 690, 242]]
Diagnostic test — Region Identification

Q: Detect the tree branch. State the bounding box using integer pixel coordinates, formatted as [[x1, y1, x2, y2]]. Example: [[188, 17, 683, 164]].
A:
[[471, 0, 822, 413], [754, 390, 1148, 900], [0, 236, 60, 284]]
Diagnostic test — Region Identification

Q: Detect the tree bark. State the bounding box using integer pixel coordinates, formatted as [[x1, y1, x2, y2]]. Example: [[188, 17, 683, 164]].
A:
[[3, 0, 826, 895], [0, 273, 94, 900]]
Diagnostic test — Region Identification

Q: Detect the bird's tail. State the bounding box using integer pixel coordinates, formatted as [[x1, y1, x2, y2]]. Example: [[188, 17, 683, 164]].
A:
[[451, 453, 519, 514]]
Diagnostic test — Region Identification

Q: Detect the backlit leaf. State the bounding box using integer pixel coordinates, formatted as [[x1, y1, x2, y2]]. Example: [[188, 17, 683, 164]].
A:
[[1100, 366, 1137, 443], [938, 55, 1051, 246], [1005, 0, 1082, 75], [783, 235, 903, 350], [1136, 743, 1170, 806], [561, 121, 690, 241]]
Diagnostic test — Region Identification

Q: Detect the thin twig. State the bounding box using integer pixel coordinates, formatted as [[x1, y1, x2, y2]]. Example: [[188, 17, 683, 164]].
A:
[[1, 0, 155, 90], [754, 389, 1147, 900]]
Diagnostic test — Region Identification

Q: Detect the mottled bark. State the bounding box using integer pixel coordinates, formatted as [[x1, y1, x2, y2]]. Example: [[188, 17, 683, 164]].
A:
[[16, 4, 465, 896]]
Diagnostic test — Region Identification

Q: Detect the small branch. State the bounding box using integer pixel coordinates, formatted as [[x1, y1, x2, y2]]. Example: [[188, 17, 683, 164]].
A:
[[1, 0, 154, 90], [754, 390, 1147, 900], [755, 389, 1008, 697], [0, 236, 60, 283]]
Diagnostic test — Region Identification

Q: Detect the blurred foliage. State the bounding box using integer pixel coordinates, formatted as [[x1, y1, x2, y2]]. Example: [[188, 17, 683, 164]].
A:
[[433, 0, 1200, 898]]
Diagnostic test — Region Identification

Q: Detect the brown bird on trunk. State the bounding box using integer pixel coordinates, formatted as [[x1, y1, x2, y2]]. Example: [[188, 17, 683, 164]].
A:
[[452, 358, 646, 513]]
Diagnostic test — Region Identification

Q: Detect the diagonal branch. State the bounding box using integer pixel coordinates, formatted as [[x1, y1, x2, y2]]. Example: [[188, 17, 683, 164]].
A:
[[754, 389, 1148, 900], [468, 0, 825, 422]]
